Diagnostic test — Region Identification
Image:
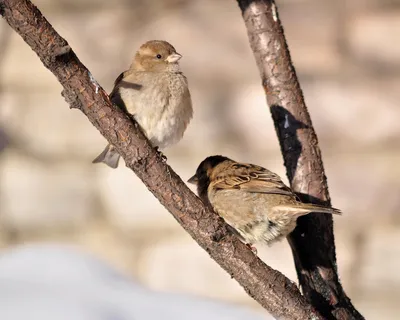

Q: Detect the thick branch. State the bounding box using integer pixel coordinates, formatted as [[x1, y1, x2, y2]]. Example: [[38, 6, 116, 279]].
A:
[[0, 0, 322, 319], [236, 1, 363, 319]]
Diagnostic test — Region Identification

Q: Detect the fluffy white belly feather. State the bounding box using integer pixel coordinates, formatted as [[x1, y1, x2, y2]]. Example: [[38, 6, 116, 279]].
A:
[[119, 72, 192, 149]]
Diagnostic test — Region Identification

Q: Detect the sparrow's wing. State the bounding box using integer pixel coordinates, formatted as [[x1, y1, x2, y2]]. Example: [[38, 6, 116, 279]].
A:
[[212, 163, 293, 196], [111, 71, 169, 117], [109, 71, 130, 113], [110, 72, 125, 99]]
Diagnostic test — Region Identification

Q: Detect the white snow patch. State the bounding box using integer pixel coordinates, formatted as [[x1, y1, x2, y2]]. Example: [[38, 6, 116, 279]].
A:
[[0, 244, 270, 320], [271, 3, 278, 22], [88, 72, 100, 94]]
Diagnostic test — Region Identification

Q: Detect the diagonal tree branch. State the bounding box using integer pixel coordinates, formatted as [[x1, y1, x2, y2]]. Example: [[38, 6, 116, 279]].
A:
[[236, 1, 364, 319], [0, 0, 323, 319]]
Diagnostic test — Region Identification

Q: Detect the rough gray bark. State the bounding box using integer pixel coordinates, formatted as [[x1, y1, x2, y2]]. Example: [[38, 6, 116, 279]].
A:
[[236, 1, 364, 319], [0, 0, 323, 319]]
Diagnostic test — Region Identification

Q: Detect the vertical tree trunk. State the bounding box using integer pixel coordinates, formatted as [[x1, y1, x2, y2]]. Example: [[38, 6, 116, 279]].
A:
[[236, 1, 364, 319]]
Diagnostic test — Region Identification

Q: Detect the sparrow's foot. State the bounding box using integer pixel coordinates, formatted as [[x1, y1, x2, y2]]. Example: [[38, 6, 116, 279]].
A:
[[154, 147, 167, 162], [246, 243, 258, 255]]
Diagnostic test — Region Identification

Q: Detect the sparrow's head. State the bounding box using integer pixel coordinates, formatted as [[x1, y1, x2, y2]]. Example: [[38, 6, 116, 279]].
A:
[[132, 40, 182, 72], [188, 156, 232, 196]]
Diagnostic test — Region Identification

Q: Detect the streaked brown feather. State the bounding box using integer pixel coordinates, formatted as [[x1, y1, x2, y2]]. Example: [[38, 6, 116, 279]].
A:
[[210, 162, 293, 196]]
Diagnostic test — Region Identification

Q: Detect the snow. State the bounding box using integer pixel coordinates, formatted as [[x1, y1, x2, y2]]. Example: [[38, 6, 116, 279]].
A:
[[0, 244, 270, 320]]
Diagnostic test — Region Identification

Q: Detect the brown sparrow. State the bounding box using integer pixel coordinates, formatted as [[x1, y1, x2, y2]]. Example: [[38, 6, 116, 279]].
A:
[[93, 40, 193, 168], [188, 156, 341, 246]]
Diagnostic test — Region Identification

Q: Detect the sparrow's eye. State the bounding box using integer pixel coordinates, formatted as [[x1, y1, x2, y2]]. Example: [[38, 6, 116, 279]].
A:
[[156, 54, 162, 59]]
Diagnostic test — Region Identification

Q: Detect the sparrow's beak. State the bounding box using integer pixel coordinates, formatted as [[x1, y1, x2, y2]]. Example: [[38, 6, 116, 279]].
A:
[[166, 53, 182, 63], [187, 175, 198, 185]]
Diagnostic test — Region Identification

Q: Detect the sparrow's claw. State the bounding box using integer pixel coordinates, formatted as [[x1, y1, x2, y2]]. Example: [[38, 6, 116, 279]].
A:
[[246, 243, 258, 255], [154, 147, 168, 163]]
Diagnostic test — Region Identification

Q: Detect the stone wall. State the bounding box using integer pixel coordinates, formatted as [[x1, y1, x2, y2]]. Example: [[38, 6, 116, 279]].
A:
[[1, 0, 400, 318]]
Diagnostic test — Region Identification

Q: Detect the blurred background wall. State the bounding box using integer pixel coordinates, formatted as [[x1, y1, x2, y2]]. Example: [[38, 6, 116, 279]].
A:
[[0, 0, 400, 318]]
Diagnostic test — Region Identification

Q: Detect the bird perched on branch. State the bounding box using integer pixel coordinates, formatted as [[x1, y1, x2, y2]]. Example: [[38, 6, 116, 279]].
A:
[[188, 156, 341, 247], [93, 40, 193, 168]]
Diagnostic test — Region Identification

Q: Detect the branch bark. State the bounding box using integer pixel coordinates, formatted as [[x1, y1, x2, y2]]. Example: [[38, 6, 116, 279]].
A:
[[1, 0, 322, 319], [236, 1, 364, 319]]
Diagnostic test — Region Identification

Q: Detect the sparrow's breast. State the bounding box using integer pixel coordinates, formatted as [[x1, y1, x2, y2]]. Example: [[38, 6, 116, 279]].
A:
[[118, 72, 192, 149], [147, 73, 193, 149], [208, 188, 292, 244]]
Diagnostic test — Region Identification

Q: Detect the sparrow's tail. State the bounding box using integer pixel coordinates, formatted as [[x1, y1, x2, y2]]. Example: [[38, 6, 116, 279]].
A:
[[296, 203, 342, 216], [273, 203, 342, 218], [92, 144, 120, 169]]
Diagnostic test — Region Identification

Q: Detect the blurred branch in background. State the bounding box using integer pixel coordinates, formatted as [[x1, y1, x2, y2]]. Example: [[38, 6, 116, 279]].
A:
[[236, 0, 363, 319], [0, 0, 323, 319], [0, 12, 11, 155], [0, 128, 8, 155]]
